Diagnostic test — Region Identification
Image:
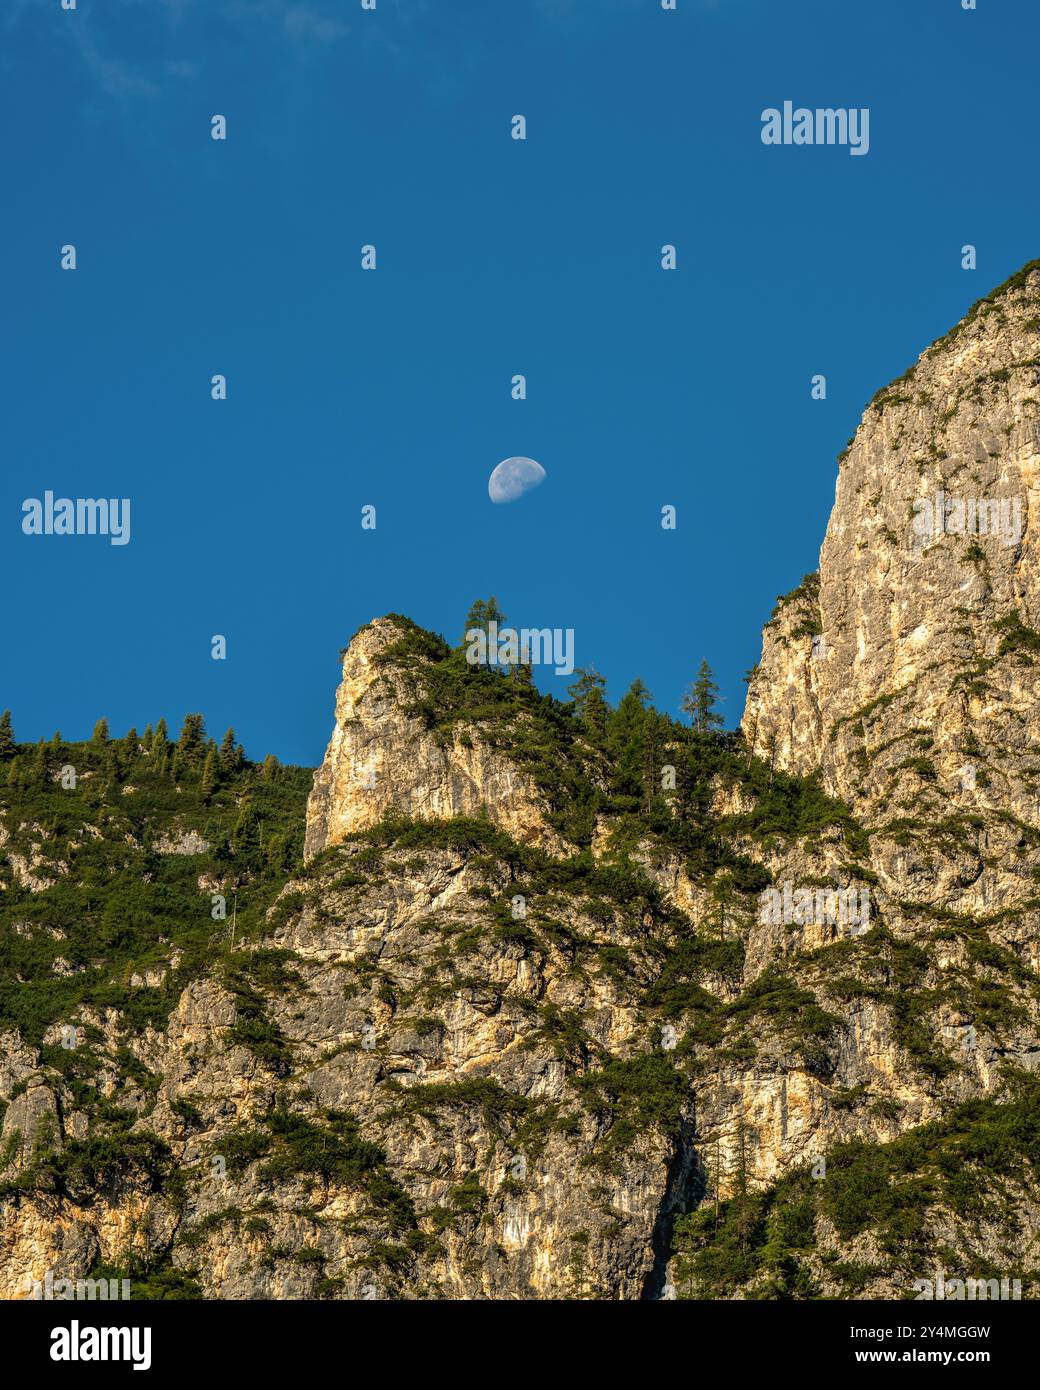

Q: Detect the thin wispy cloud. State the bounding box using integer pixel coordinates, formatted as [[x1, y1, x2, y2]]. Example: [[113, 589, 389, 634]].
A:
[[282, 5, 350, 44], [68, 24, 160, 99], [10, 0, 353, 102]]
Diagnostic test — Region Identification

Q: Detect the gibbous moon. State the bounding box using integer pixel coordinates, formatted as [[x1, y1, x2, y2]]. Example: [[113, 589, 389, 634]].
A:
[[488, 456, 546, 504]]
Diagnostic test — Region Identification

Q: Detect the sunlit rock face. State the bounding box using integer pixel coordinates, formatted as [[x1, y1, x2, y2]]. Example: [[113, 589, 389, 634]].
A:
[[305, 617, 563, 861], [744, 263, 1040, 921]]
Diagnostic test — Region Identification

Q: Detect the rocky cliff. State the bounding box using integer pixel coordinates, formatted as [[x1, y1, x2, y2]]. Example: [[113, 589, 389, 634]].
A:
[[304, 617, 564, 860], [745, 261, 1040, 825], [2, 266, 1040, 1301], [742, 261, 1040, 1080]]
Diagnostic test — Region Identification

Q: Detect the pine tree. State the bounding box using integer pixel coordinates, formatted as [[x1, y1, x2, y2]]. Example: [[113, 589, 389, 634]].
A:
[[732, 1118, 756, 1255], [261, 753, 279, 782], [153, 718, 169, 750], [219, 727, 243, 775], [675, 739, 713, 833], [567, 668, 610, 743], [233, 796, 261, 857], [178, 714, 206, 762], [673, 746, 691, 825], [607, 680, 652, 803], [91, 717, 110, 744], [142, 724, 154, 751], [509, 656, 536, 691], [640, 711, 668, 816], [105, 743, 124, 783], [682, 660, 724, 734], [200, 748, 217, 801], [461, 596, 505, 646], [0, 710, 15, 758]]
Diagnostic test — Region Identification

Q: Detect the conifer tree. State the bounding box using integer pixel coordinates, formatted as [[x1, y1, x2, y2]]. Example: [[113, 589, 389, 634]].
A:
[[462, 596, 505, 642], [607, 680, 652, 803], [567, 668, 610, 743], [178, 714, 206, 762], [219, 727, 243, 775], [91, 717, 110, 744], [201, 747, 217, 801], [640, 711, 668, 816], [460, 596, 507, 664], [682, 661, 724, 734], [0, 710, 15, 758], [105, 744, 124, 783], [153, 718, 169, 750], [509, 656, 536, 691], [233, 796, 261, 856]]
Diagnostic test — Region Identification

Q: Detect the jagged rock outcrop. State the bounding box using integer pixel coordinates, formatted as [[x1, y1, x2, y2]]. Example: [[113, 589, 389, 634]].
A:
[[305, 618, 564, 860]]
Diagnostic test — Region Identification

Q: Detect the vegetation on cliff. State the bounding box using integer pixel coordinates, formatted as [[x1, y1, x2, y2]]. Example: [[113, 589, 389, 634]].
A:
[[1, 594, 1037, 1299]]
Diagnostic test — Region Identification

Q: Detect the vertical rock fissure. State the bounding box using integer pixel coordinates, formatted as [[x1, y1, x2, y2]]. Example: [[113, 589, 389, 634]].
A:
[[641, 1117, 704, 1300]]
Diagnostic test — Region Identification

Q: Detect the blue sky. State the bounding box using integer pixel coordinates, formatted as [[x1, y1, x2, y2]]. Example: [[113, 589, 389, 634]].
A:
[[3, 0, 1038, 764]]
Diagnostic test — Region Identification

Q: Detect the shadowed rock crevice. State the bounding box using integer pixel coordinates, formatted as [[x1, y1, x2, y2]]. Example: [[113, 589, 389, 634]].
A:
[[642, 1118, 705, 1301]]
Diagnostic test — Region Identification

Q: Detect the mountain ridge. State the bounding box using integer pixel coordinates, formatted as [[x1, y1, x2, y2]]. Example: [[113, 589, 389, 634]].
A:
[[2, 262, 1040, 1298]]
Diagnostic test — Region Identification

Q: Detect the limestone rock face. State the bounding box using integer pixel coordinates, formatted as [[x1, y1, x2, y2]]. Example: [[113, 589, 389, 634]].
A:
[[0, 846, 691, 1301], [743, 265, 1040, 955], [305, 618, 562, 860], [154, 829, 210, 856], [745, 262, 1040, 827]]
